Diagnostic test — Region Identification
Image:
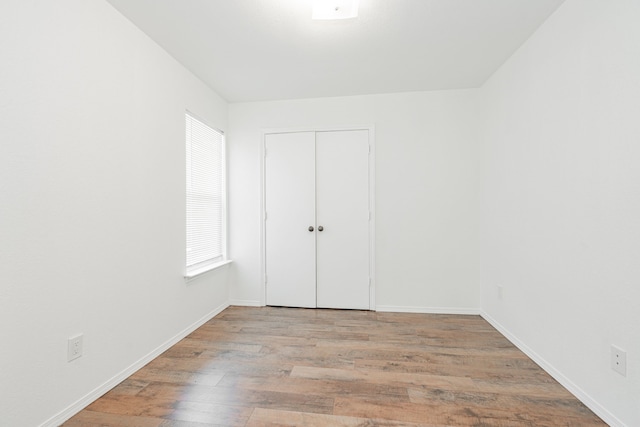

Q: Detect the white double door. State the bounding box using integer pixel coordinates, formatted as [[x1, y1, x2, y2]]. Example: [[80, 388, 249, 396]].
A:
[[265, 130, 371, 310]]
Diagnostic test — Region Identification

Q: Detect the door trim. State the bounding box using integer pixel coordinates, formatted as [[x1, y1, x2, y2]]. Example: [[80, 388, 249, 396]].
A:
[[260, 125, 376, 310]]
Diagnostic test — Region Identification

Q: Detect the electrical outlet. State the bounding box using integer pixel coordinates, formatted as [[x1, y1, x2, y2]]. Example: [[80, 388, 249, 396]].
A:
[[68, 334, 83, 362], [497, 285, 503, 300], [611, 345, 626, 376]]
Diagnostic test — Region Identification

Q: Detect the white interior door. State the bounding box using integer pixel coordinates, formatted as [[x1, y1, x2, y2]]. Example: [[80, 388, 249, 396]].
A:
[[265, 132, 316, 308], [316, 130, 370, 309]]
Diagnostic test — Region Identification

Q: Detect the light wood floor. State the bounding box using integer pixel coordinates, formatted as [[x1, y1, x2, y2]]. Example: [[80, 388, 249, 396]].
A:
[[63, 306, 606, 426]]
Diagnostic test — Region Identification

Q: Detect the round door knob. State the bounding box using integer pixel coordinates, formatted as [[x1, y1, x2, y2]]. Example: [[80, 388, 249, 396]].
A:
[[308, 226, 314, 232], [318, 226, 324, 232]]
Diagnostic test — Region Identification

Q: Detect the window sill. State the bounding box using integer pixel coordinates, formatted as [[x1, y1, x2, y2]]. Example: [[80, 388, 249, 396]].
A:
[[185, 260, 232, 282]]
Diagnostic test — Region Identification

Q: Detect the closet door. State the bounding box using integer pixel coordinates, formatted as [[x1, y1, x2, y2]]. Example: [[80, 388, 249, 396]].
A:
[[265, 132, 316, 308], [316, 130, 370, 309]]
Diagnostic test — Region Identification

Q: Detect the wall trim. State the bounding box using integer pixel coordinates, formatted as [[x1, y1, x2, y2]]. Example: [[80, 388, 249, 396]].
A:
[[229, 299, 263, 307], [40, 301, 230, 427], [480, 311, 626, 427], [376, 305, 481, 315]]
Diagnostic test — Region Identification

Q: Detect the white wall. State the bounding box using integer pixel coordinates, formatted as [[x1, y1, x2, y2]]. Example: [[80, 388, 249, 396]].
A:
[[228, 91, 481, 312], [479, 1, 640, 425], [0, 1, 229, 426]]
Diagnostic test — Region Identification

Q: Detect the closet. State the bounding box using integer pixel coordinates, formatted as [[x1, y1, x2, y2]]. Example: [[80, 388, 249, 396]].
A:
[[264, 129, 373, 310]]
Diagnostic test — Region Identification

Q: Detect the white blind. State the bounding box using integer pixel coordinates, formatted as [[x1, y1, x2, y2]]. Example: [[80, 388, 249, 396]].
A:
[[186, 112, 225, 272]]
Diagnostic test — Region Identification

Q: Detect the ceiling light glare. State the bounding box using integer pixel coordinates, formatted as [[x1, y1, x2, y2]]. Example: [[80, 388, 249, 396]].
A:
[[312, 0, 359, 20]]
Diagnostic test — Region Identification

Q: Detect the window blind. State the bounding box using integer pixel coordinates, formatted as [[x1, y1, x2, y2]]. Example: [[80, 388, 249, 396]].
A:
[[186, 112, 225, 273]]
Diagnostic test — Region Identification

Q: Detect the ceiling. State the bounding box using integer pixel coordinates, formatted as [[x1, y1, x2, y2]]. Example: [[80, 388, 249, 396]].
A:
[[105, 0, 565, 103]]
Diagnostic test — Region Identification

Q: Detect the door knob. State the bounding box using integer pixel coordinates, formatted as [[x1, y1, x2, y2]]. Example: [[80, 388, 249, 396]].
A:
[[308, 226, 314, 232], [318, 226, 324, 232]]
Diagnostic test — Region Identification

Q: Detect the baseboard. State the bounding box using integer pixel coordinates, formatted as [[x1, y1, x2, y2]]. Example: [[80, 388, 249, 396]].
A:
[[375, 305, 481, 315], [40, 301, 230, 427], [480, 311, 626, 427], [229, 299, 263, 307]]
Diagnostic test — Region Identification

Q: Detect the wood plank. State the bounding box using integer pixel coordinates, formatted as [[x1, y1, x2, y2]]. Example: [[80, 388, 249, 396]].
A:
[[246, 407, 441, 427], [63, 410, 164, 427], [217, 375, 410, 403], [290, 365, 476, 390]]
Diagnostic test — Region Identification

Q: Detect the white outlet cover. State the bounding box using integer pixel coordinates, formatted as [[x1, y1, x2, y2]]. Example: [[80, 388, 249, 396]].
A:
[[68, 334, 83, 362], [611, 345, 627, 376]]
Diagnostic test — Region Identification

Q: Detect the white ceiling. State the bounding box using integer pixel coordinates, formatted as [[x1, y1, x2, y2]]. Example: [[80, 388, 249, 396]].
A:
[[106, 0, 565, 103]]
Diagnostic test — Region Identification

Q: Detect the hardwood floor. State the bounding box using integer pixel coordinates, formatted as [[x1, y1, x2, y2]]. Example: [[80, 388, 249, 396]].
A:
[[63, 306, 606, 426]]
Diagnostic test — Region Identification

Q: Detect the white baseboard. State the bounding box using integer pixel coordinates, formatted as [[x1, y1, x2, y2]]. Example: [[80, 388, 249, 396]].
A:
[[375, 305, 480, 315], [40, 301, 230, 427], [229, 299, 263, 307], [480, 311, 625, 427]]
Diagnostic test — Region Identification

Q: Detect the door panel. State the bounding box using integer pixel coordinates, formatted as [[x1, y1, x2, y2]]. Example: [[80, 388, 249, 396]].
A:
[[265, 132, 316, 308], [316, 130, 370, 309]]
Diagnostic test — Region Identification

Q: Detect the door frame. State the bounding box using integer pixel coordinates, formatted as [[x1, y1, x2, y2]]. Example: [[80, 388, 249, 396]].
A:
[[260, 125, 376, 310]]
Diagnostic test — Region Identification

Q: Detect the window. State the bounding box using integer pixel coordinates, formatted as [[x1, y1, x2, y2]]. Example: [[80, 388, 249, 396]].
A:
[[185, 112, 226, 277]]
